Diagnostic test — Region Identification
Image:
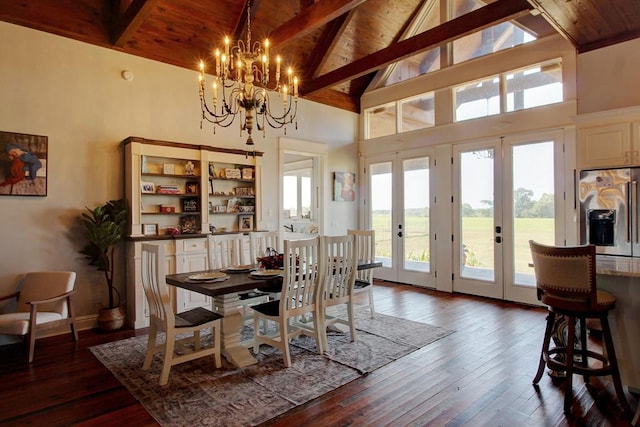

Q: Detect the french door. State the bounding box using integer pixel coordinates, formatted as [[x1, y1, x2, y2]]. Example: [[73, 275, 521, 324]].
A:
[[365, 149, 435, 287], [452, 131, 563, 304]]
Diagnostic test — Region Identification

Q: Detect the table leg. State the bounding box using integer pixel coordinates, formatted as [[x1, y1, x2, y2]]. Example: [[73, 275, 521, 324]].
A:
[[213, 293, 258, 367]]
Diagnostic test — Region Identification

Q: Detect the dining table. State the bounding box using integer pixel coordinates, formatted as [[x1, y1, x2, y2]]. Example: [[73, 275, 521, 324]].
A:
[[166, 260, 382, 368]]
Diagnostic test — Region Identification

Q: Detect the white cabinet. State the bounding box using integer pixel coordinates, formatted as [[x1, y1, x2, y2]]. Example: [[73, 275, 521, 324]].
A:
[[578, 122, 634, 168], [577, 109, 640, 169]]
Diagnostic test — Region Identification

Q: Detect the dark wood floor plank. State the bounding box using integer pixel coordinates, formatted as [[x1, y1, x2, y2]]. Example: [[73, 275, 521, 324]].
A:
[[0, 281, 635, 426]]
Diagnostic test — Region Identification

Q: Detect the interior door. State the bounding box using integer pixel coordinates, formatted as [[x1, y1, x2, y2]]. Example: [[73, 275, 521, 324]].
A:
[[365, 150, 435, 287]]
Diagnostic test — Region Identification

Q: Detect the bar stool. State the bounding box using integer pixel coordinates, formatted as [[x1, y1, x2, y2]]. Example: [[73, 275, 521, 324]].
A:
[[529, 241, 631, 415]]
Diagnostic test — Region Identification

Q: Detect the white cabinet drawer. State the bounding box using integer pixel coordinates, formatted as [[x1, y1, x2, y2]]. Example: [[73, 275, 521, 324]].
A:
[[182, 238, 207, 253]]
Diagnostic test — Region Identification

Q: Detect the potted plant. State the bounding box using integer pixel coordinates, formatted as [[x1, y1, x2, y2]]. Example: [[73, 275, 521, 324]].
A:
[[79, 198, 129, 331]]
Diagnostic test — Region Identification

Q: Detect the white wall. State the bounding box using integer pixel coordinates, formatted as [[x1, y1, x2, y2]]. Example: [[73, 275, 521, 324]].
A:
[[578, 38, 640, 115], [0, 22, 358, 319]]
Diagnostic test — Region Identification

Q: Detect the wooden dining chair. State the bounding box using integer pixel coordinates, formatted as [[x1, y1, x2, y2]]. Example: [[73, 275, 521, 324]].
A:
[[251, 237, 325, 366], [347, 229, 376, 318], [208, 234, 270, 321], [249, 230, 281, 262], [0, 271, 77, 363], [249, 230, 283, 298], [141, 243, 223, 386], [529, 240, 630, 415], [317, 234, 358, 352]]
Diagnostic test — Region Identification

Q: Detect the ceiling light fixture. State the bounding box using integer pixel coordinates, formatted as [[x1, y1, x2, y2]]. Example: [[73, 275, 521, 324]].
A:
[[198, 1, 299, 147]]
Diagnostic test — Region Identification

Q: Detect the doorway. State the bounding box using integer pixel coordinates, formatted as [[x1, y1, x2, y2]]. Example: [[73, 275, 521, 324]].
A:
[[278, 138, 327, 239]]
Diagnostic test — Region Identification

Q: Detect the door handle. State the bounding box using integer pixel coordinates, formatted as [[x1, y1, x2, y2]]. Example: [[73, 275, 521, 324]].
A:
[[397, 231, 403, 237], [495, 236, 502, 243]]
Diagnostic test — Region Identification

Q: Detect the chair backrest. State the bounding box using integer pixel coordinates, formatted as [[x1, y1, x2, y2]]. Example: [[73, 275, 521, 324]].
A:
[[321, 235, 358, 303], [208, 234, 251, 269], [249, 231, 280, 263], [347, 229, 375, 283], [529, 240, 598, 311], [141, 243, 174, 329], [17, 271, 76, 315], [280, 237, 322, 315]]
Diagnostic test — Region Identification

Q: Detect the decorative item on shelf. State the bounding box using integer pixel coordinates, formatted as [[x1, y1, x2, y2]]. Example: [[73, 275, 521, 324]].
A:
[[141, 181, 155, 194], [179, 215, 199, 234], [142, 223, 158, 235], [197, 0, 299, 148], [225, 168, 241, 179], [166, 226, 181, 236], [242, 168, 253, 180], [235, 186, 249, 196], [227, 197, 240, 213], [182, 197, 199, 213], [163, 163, 175, 175], [159, 205, 175, 213], [184, 161, 195, 176], [185, 181, 199, 194], [78, 199, 128, 331], [238, 214, 253, 232], [239, 205, 254, 213], [157, 184, 180, 194], [213, 205, 227, 213]]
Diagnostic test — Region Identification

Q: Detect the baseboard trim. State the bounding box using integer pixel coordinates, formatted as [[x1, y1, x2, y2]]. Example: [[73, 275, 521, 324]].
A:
[[37, 314, 99, 339]]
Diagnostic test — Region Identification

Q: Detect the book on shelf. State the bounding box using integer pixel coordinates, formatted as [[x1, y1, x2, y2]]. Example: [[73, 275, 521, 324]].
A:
[[156, 184, 181, 194]]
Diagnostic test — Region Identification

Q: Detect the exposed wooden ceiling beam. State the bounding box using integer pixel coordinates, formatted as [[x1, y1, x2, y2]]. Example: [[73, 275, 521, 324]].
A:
[[268, 0, 369, 48], [112, 0, 160, 47], [303, 0, 533, 96]]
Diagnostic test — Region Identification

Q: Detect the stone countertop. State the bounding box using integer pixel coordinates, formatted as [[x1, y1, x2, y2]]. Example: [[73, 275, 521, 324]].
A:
[[596, 255, 640, 278]]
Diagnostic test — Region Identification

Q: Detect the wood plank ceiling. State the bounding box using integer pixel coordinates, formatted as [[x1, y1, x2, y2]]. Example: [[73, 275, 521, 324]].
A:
[[1, 0, 639, 113]]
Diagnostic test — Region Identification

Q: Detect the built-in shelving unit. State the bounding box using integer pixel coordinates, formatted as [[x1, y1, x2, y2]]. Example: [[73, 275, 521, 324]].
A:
[[122, 136, 263, 328]]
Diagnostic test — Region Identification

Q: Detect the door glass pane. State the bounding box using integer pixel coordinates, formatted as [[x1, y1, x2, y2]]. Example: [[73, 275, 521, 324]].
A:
[[370, 162, 393, 268], [460, 149, 495, 281], [512, 141, 554, 286], [403, 157, 430, 272]]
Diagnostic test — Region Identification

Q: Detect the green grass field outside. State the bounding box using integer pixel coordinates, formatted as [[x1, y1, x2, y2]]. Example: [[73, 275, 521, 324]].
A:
[[372, 214, 554, 273]]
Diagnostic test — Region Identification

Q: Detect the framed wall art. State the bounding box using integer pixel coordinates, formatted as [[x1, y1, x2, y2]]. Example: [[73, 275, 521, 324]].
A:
[[332, 171, 355, 202], [0, 131, 48, 196]]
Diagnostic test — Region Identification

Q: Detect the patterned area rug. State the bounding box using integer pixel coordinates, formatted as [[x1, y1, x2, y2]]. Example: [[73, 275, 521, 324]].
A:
[[90, 311, 454, 427]]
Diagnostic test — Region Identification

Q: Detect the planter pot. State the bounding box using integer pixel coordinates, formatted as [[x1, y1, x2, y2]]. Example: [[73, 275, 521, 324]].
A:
[[97, 306, 126, 331]]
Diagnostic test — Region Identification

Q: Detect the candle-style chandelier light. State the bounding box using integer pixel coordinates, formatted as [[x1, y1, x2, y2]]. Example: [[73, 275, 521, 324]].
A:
[[198, 1, 299, 147]]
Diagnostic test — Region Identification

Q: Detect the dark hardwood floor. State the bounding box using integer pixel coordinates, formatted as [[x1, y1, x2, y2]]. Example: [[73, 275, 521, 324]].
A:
[[0, 281, 635, 426]]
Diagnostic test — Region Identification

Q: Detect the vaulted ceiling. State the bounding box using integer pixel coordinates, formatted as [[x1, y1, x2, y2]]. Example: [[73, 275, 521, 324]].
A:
[[1, 0, 639, 113]]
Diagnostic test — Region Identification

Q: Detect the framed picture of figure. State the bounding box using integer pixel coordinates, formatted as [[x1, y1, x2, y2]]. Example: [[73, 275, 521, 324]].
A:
[[0, 131, 48, 196]]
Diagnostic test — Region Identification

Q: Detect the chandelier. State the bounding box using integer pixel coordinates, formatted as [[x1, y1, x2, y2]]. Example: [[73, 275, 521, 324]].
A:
[[198, 1, 299, 147]]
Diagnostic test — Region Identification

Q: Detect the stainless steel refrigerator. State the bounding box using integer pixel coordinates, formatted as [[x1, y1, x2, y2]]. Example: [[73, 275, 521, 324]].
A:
[[579, 168, 640, 257]]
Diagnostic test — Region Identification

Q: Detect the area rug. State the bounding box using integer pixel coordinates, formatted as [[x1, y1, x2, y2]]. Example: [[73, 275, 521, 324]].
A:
[[90, 311, 454, 427]]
